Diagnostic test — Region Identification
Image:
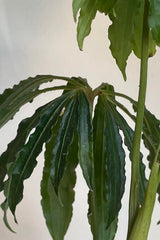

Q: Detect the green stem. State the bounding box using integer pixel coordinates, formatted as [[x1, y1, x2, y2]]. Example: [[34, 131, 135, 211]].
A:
[[128, 144, 160, 240], [128, 0, 149, 235]]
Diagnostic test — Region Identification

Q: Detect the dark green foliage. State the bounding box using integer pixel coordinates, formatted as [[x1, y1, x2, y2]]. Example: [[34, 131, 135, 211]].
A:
[[111, 107, 147, 204], [0, 75, 159, 239], [0, 0, 160, 239], [41, 121, 78, 240], [7, 93, 72, 216], [50, 97, 78, 193], [77, 91, 93, 189], [88, 91, 126, 240], [0, 100, 55, 191]]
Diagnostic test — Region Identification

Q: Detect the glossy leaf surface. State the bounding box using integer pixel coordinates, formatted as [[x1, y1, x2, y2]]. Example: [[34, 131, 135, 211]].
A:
[[77, 91, 93, 189], [0, 100, 54, 191], [50, 97, 78, 193], [88, 89, 126, 239], [0, 75, 85, 128], [41, 122, 78, 240], [0, 74, 159, 240], [7, 93, 71, 215], [111, 107, 147, 204]]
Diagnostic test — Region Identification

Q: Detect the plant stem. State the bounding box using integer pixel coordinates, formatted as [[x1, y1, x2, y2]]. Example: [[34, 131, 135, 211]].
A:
[[128, 144, 160, 240], [128, 0, 149, 235]]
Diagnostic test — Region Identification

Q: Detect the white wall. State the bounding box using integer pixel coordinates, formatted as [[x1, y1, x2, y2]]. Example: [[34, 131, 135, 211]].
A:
[[0, 0, 160, 239]]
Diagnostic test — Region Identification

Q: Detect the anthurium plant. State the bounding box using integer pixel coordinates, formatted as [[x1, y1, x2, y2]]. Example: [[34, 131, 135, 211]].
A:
[[0, 0, 160, 240]]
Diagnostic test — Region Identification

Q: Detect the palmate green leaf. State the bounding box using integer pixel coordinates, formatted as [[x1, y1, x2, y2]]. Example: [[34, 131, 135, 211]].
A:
[[0, 74, 86, 128], [7, 92, 72, 216], [108, 0, 140, 80], [132, 0, 156, 58], [50, 97, 78, 193], [0, 100, 55, 192], [41, 121, 78, 240], [149, 0, 160, 45], [88, 92, 125, 239], [77, 91, 93, 189]]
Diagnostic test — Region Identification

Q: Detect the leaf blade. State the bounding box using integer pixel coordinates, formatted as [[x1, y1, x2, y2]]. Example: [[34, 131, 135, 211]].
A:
[[76, 0, 97, 49], [111, 106, 147, 204], [108, 0, 139, 79], [7, 93, 71, 215], [41, 122, 78, 240], [72, 0, 84, 21], [88, 91, 126, 239], [0, 75, 86, 128], [50, 97, 78, 193], [0, 100, 55, 191], [77, 91, 93, 189]]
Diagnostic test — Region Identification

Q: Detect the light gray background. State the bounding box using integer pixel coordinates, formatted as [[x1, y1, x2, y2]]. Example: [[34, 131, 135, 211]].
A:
[[0, 0, 160, 239]]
